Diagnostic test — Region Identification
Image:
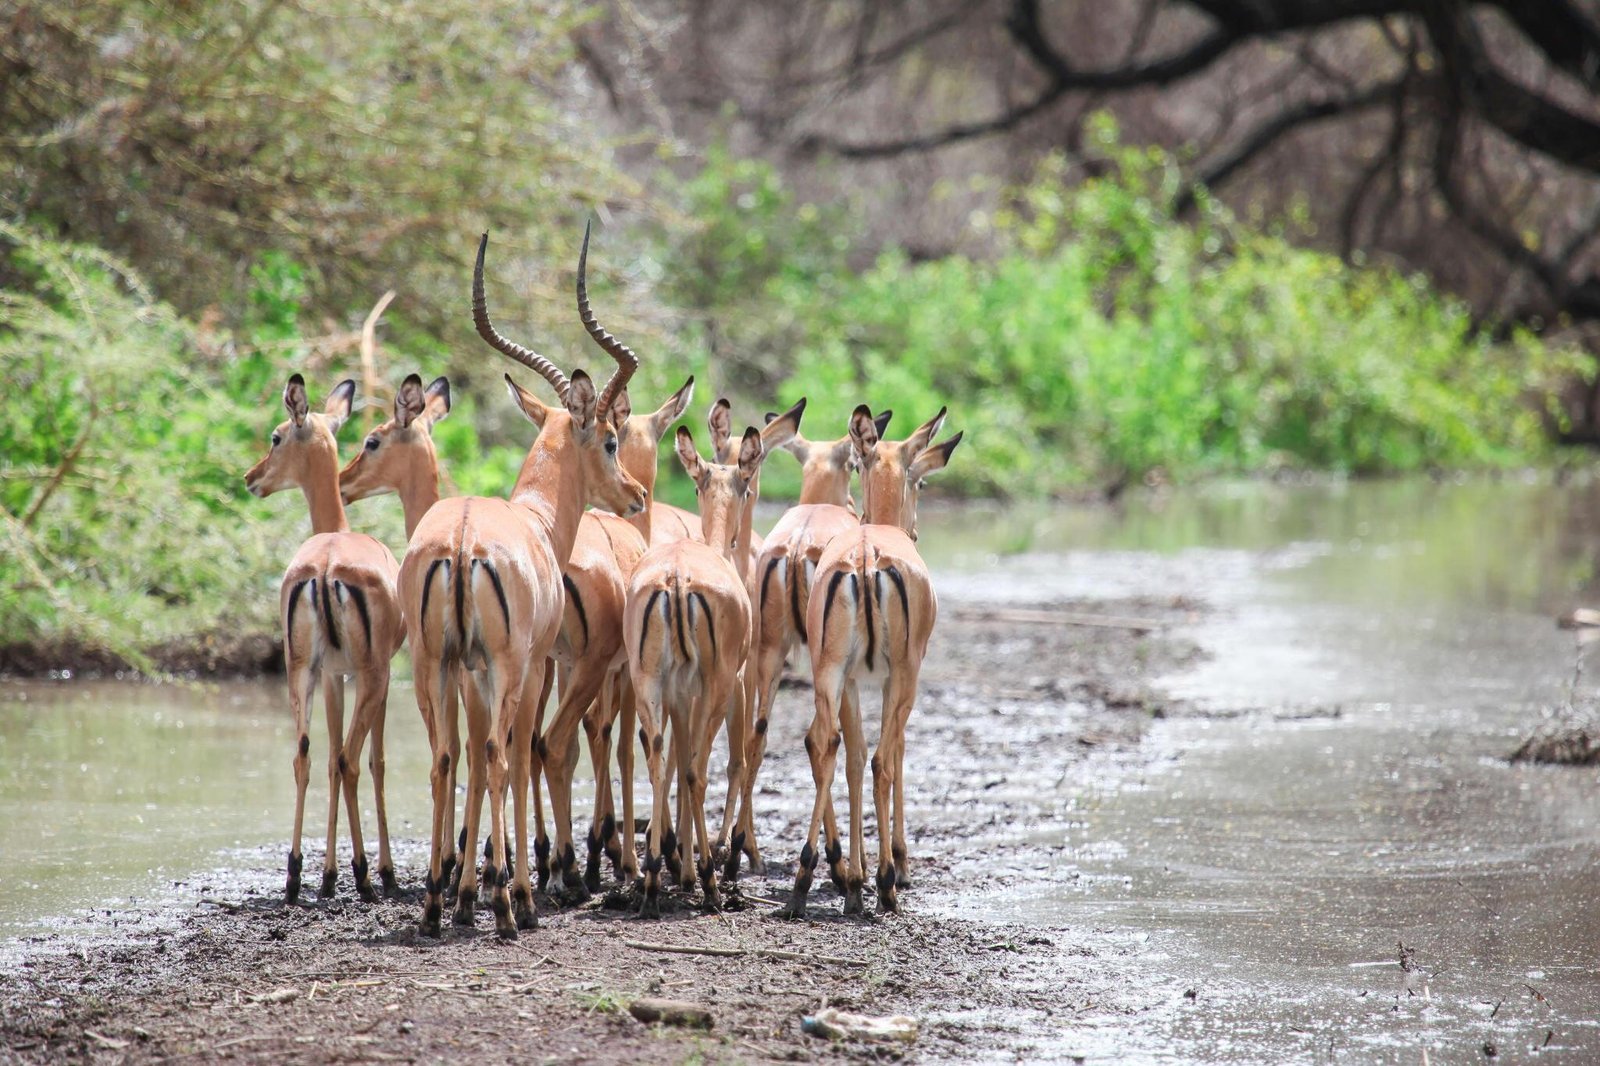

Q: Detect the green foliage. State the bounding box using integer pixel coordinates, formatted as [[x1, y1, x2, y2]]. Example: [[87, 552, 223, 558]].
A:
[[698, 123, 1582, 494]]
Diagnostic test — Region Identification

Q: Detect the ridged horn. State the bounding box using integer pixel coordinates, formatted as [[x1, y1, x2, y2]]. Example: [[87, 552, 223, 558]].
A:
[[576, 220, 640, 418], [472, 232, 570, 400]]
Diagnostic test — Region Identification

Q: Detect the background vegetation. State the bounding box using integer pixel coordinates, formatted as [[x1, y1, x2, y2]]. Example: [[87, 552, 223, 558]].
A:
[[0, 4, 1590, 669]]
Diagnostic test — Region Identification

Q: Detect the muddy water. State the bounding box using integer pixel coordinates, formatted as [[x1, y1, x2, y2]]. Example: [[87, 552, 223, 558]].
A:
[[918, 477, 1600, 1063]]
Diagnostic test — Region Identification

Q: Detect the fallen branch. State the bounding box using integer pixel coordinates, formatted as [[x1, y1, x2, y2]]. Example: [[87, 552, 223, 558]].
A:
[[623, 940, 867, 968]]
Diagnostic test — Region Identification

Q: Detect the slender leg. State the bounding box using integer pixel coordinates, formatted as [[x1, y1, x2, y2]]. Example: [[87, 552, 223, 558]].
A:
[[618, 679, 640, 882], [634, 678, 668, 918], [891, 664, 921, 893], [320, 673, 346, 899], [738, 627, 791, 878], [285, 659, 318, 904], [365, 671, 398, 897], [713, 669, 749, 882], [839, 679, 867, 915], [777, 665, 844, 920], [440, 671, 462, 898], [582, 671, 620, 892], [414, 653, 452, 937], [506, 663, 543, 933], [876, 673, 914, 913], [542, 654, 610, 903], [530, 660, 556, 893], [336, 669, 384, 903], [453, 682, 490, 926]]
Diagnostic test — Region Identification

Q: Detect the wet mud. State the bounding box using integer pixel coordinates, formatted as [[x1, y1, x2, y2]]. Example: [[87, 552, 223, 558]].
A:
[[1, 597, 1200, 1063]]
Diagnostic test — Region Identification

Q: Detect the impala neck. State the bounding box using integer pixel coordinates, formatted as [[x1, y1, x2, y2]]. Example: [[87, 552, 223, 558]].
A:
[[303, 447, 350, 535], [862, 470, 908, 532], [398, 461, 441, 540], [702, 494, 741, 566], [509, 419, 585, 565]]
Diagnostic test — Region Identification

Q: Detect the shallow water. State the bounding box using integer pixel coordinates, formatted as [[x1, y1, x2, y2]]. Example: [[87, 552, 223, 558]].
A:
[[917, 477, 1600, 1062], [8, 476, 1600, 1062]]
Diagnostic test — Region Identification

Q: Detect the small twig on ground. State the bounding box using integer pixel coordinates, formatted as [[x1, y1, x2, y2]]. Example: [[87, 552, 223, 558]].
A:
[[950, 607, 1162, 632], [622, 939, 867, 968]]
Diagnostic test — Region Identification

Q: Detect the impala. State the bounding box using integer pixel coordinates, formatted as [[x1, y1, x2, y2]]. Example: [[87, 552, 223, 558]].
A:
[[779, 405, 960, 918], [244, 376, 404, 905], [623, 424, 778, 916], [399, 225, 645, 939], [724, 408, 892, 879]]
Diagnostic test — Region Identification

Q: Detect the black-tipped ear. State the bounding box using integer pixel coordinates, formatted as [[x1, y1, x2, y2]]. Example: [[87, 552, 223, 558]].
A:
[[761, 396, 805, 451], [873, 409, 894, 438], [737, 426, 765, 482], [565, 368, 598, 430], [763, 412, 777, 425], [910, 431, 963, 481], [323, 379, 357, 433], [905, 405, 947, 454], [284, 374, 310, 427], [848, 404, 879, 455], [649, 376, 696, 439], [505, 373, 551, 429], [608, 386, 633, 427], [708, 398, 733, 455], [395, 373, 426, 429], [675, 425, 706, 484], [423, 376, 452, 427]]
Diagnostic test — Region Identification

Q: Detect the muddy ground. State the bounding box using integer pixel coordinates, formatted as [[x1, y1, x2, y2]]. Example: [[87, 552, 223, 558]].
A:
[[1, 596, 1202, 1063]]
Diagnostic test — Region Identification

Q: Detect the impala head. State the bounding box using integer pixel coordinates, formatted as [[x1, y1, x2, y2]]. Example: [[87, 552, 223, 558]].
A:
[[338, 373, 451, 505], [766, 408, 893, 509], [244, 375, 356, 498], [710, 396, 807, 466], [676, 425, 768, 559], [471, 225, 648, 518], [608, 375, 696, 506], [851, 405, 962, 539]]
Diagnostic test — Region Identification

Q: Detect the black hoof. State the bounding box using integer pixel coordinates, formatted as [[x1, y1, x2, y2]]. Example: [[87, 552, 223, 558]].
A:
[[825, 838, 845, 893], [896, 871, 913, 890], [773, 898, 807, 921], [285, 851, 304, 903], [534, 836, 552, 893], [698, 862, 721, 913], [440, 854, 458, 898], [420, 902, 443, 939], [379, 865, 399, 897], [876, 868, 899, 915], [513, 885, 537, 930], [453, 887, 477, 926], [638, 893, 661, 920], [843, 880, 865, 916], [320, 868, 338, 899]]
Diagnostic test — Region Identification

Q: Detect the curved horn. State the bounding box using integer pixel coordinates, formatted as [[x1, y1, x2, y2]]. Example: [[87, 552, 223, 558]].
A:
[[576, 220, 640, 418], [472, 232, 570, 400]]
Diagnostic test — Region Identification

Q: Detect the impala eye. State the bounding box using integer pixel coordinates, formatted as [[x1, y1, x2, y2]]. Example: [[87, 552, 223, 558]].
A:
[[605, 436, 618, 456], [270, 432, 282, 447], [365, 435, 380, 451]]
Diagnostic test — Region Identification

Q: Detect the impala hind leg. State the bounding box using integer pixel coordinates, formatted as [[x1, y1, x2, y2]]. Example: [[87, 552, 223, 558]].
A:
[[439, 673, 462, 898], [875, 674, 916, 913], [453, 687, 490, 927], [337, 667, 388, 903], [889, 669, 920, 895], [582, 674, 619, 892], [617, 681, 641, 883], [319, 673, 346, 899], [777, 667, 844, 920], [713, 672, 750, 886], [284, 659, 319, 904], [634, 680, 669, 918], [839, 680, 868, 916], [530, 660, 556, 894], [543, 656, 609, 903], [364, 675, 398, 897], [413, 655, 453, 938], [737, 632, 789, 879], [506, 664, 545, 934]]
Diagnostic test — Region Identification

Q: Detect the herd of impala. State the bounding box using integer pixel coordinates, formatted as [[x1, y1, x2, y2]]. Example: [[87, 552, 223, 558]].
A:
[[243, 225, 962, 938]]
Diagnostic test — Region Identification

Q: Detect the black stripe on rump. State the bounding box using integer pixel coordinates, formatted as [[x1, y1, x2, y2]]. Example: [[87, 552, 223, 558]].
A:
[[344, 582, 372, 650], [821, 569, 848, 641], [421, 558, 446, 626], [882, 564, 911, 654], [454, 553, 468, 642], [639, 589, 662, 661], [673, 584, 691, 660], [690, 591, 716, 661], [285, 580, 308, 648], [319, 574, 342, 651], [791, 557, 809, 642], [760, 556, 782, 620], [859, 572, 875, 671], [563, 574, 589, 649], [483, 560, 510, 634]]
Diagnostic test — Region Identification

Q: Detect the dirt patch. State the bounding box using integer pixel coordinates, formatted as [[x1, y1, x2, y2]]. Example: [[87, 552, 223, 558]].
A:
[[1, 597, 1201, 1063]]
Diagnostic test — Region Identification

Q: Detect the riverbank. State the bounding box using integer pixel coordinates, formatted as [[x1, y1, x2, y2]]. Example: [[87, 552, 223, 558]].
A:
[[1, 594, 1201, 1062]]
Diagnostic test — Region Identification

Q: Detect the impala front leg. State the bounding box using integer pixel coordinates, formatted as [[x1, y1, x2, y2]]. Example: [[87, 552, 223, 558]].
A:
[[363, 670, 398, 897], [414, 656, 452, 938], [839, 679, 868, 916], [507, 663, 544, 933], [635, 680, 669, 918], [617, 680, 641, 883], [285, 662, 318, 904], [777, 672, 843, 920]]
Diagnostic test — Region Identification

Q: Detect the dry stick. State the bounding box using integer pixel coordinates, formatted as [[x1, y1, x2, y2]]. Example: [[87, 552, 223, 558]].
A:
[[359, 289, 397, 431], [622, 939, 867, 968], [949, 607, 1163, 632]]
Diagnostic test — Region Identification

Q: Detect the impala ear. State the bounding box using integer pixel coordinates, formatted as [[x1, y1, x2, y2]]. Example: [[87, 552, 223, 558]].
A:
[[873, 409, 894, 438], [565, 369, 598, 432], [322, 379, 357, 434], [761, 396, 806, 452], [675, 425, 707, 485], [421, 376, 452, 428], [284, 374, 310, 428], [607, 385, 632, 427], [708, 398, 733, 456], [649, 376, 695, 439], [848, 404, 880, 457], [910, 431, 963, 481], [904, 406, 947, 455], [736, 426, 765, 483], [504, 373, 551, 429], [394, 373, 427, 430]]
